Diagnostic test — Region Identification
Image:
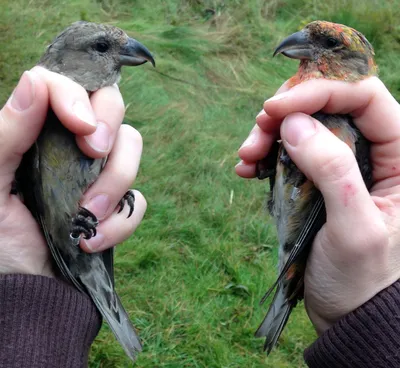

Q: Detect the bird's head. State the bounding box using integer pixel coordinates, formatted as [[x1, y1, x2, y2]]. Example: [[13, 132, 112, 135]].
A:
[[274, 21, 377, 85], [38, 21, 155, 91]]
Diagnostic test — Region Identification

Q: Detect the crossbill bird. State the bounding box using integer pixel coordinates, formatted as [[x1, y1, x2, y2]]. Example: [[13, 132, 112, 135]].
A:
[[16, 22, 155, 362], [255, 21, 377, 353]]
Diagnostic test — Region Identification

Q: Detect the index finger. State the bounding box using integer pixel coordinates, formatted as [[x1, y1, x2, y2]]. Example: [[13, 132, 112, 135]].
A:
[[263, 77, 400, 187], [263, 77, 400, 143], [76, 84, 125, 159], [238, 80, 292, 163], [256, 79, 291, 133], [31, 66, 97, 136]]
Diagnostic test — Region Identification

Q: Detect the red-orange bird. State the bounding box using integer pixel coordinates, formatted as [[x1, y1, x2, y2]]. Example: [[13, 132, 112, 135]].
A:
[[255, 21, 377, 353]]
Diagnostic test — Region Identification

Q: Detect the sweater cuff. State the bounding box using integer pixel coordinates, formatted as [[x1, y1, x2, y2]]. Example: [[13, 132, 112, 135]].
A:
[[0, 274, 101, 368], [304, 280, 400, 367]]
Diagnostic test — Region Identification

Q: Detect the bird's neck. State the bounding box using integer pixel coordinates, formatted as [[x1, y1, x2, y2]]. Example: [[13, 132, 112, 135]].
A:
[[288, 58, 376, 88]]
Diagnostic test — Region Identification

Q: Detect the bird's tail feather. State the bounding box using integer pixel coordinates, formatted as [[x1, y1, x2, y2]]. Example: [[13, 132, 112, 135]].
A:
[[255, 284, 293, 354], [81, 267, 142, 362]]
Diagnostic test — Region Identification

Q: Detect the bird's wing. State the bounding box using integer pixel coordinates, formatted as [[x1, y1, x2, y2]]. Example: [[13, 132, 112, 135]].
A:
[[26, 139, 87, 293], [102, 248, 115, 287], [261, 112, 369, 304], [260, 193, 325, 304], [98, 156, 115, 286], [38, 214, 86, 292]]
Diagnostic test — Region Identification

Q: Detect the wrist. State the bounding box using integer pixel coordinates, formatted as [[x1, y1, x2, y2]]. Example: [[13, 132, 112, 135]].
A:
[[305, 279, 400, 367], [0, 274, 101, 367]]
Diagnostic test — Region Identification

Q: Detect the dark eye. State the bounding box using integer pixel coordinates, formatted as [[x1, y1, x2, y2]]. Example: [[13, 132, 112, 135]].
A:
[[94, 42, 109, 53], [326, 37, 339, 48]]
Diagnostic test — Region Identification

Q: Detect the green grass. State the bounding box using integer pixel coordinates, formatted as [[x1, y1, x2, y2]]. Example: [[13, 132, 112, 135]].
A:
[[1, 0, 400, 366]]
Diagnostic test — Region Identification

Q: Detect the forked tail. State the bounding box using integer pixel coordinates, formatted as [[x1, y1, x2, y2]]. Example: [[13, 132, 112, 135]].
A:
[[81, 269, 142, 362], [255, 284, 293, 354]]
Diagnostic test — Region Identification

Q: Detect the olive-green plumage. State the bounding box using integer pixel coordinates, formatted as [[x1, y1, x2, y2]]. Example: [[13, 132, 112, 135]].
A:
[[17, 21, 155, 362]]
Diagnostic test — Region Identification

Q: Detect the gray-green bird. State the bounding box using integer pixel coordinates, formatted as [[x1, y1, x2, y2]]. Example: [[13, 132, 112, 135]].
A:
[[16, 21, 155, 362]]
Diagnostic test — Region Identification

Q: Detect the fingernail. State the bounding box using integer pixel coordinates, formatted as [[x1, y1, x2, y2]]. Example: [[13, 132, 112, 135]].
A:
[[266, 91, 290, 102], [84, 122, 111, 153], [72, 101, 97, 127], [83, 194, 110, 220], [282, 113, 316, 146], [235, 160, 245, 167], [10, 71, 35, 111], [240, 132, 257, 149], [83, 233, 105, 252]]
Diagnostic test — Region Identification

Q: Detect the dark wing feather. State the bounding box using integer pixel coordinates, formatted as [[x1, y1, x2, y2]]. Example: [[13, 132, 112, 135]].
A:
[[38, 214, 85, 292], [98, 157, 115, 286], [22, 139, 86, 292], [102, 248, 115, 287], [260, 194, 325, 305]]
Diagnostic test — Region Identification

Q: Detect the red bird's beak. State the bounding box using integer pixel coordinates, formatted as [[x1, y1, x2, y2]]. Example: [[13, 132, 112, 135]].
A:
[[273, 30, 312, 60]]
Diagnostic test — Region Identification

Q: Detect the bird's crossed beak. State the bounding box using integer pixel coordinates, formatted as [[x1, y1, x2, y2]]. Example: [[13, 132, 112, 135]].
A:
[[273, 30, 312, 60], [119, 38, 155, 67]]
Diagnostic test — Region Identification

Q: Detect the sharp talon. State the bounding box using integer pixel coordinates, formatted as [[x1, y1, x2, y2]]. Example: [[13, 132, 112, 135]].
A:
[[118, 198, 125, 213], [127, 195, 134, 218], [70, 207, 99, 242], [117, 190, 135, 218]]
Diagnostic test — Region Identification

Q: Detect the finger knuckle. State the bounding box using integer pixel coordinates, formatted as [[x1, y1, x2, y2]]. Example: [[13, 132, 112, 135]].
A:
[[101, 219, 133, 247], [314, 143, 355, 183], [121, 125, 143, 147], [116, 217, 137, 241], [111, 89, 125, 115], [113, 166, 134, 187]]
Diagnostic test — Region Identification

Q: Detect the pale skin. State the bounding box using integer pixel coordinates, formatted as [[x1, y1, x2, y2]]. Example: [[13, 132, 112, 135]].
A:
[[236, 76, 400, 334], [2, 68, 399, 341], [0, 67, 146, 277]]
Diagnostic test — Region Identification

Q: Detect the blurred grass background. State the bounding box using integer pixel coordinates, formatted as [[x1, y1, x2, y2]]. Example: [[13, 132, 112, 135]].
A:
[[1, 0, 400, 367]]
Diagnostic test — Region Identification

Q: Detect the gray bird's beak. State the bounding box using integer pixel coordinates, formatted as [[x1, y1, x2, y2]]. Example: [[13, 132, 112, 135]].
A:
[[120, 38, 155, 67], [273, 30, 312, 60]]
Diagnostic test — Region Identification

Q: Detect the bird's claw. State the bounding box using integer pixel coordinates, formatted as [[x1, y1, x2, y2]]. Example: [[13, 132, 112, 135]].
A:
[[256, 161, 276, 180], [118, 190, 135, 218], [256, 141, 280, 180], [71, 207, 99, 241]]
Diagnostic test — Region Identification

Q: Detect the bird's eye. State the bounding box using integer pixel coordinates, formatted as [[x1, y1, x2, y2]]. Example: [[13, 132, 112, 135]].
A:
[[326, 37, 339, 48], [94, 42, 109, 53]]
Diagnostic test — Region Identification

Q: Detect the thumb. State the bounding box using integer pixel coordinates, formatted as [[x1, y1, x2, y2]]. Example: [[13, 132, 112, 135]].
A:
[[280, 113, 382, 247], [0, 71, 49, 197]]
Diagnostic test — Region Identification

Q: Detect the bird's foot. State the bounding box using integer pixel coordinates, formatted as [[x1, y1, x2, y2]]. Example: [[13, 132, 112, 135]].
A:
[[256, 157, 276, 180], [256, 141, 280, 180], [11, 180, 19, 195], [70, 208, 99, 244], [117, 190, 135, 218], [256, 162, 276, 180]]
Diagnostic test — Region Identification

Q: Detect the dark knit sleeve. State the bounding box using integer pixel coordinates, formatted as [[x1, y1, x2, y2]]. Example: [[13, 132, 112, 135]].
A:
[[304, 280, 400, 368], [0, 274, 101, 368]]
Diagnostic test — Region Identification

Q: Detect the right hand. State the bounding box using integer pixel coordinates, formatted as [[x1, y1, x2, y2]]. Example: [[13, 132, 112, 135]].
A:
[[0, 68, 146, 276], [236, 77, 400, 334]]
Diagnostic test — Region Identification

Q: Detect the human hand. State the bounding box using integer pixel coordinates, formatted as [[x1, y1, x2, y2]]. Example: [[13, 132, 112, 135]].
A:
[[0, 67, 146, 276], [237, 77, 400, 334]]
